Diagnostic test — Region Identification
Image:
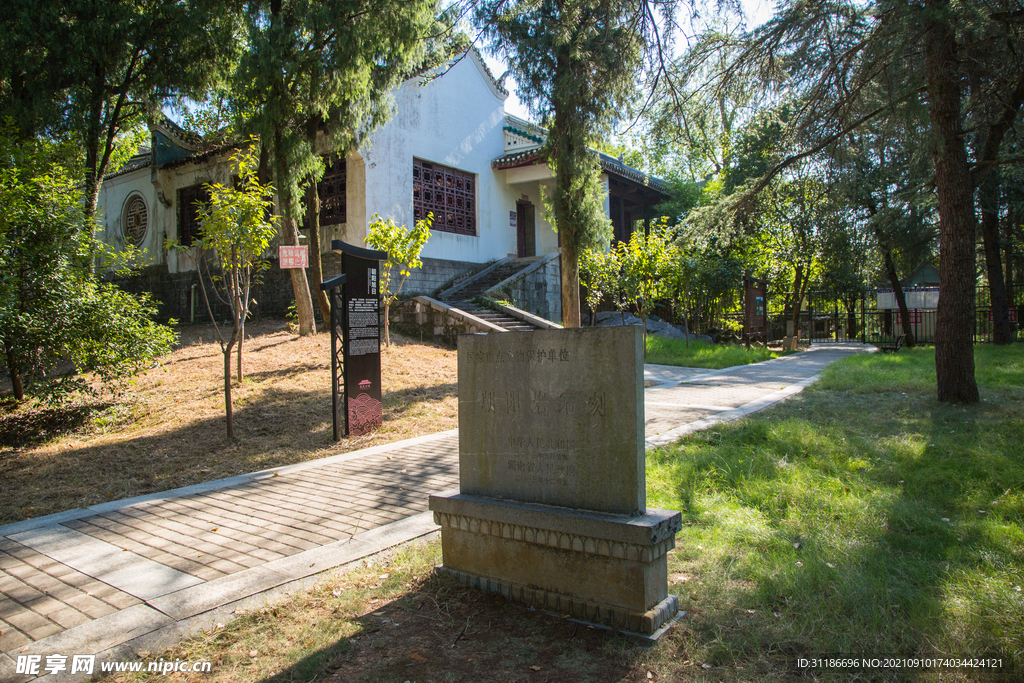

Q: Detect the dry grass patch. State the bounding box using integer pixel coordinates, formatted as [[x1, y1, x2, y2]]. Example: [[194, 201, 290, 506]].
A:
[[107, 540, 654, 683], [0, 320, 457, 524]]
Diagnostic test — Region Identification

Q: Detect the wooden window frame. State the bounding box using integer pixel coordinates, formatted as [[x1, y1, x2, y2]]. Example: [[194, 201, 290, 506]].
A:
[[177, 183, 210, 247], [413, 158, 476, 236], [302, 156, 347, 229], [121, 192, 148, 247]]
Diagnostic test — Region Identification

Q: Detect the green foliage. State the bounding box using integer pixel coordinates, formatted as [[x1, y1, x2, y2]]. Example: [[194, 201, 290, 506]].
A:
[[234, 0, 439, 222], [195, 143, 279, 284], [667, 244, 743, 333], [0, 130, 175, 402], [0, 0, 240, 221], [653, 176, 705, 225], [645, 337, 788, 369], [616, 225, 677, 329], [580, 223, 744, 335], [578, 248, 621, 320], [189, 141, 278, 438], [230, 0, 439, 334], [366, 213, 432, 298], [365, 212, 432, 346], [647, 344, 1024, 666]]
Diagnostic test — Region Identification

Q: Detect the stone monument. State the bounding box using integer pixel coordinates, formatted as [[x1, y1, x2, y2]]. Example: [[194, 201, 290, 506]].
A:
[[429, 325, 682, 639]]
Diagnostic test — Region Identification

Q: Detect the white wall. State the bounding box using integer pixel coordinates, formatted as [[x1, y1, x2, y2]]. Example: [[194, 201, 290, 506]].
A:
[[360, 53, 520, 264], [96, 152, 237, 274], [97, 52, 525, 274], [96, 167, 164, 266], [501, 177, 559, 256]]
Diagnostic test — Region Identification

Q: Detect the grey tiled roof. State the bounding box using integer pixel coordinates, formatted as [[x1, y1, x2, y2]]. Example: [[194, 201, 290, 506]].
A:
[[104, 153, 152, 179], [492, 147, 667, 193]]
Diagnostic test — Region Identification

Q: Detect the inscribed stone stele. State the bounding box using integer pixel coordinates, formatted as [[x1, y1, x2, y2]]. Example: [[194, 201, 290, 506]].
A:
[[457, 325, 644, 516]]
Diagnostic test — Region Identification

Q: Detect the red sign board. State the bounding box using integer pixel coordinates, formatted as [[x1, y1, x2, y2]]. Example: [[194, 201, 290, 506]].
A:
[[895, 310, 921, 325], [279, 245, 308, 269], [989, 306, 1018, 323]]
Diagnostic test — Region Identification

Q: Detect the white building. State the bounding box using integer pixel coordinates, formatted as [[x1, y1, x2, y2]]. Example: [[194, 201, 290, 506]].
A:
[[97, 49, 666, 323]]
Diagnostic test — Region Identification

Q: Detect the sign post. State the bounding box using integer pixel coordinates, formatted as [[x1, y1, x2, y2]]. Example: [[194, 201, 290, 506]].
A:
[[331, 240, 388, 437], [319, 274, 347, 441]]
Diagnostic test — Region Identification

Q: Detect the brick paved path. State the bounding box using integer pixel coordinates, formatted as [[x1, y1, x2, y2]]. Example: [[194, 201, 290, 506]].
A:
[[0, 343, 869, 680]]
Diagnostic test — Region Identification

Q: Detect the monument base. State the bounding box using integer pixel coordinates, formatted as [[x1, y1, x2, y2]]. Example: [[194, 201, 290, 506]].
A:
[[429, 491, 682, 638]]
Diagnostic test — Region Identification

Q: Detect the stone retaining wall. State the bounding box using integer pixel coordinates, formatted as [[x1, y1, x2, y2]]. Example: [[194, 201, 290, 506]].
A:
[[106, 256, 482, 325], [486, 253, 561, 323], [390, 296, 504, 346]]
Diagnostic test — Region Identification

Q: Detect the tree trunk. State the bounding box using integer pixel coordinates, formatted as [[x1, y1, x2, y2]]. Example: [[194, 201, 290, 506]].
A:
[[223, 341, 235, 439], [560, 244, 581, 328], [6, 345, 24, 402], [883, 247, 916, 346], [306, 170, 331, 323], [790, 264, 804, 333], [82, 86, 103, 228], [83, 90, 103, 275], [925, 3, 979, 403], [551, 66, 582, 329], [274, 128, 316, 336], [236, 325, 244, 383], [1005, 217, 1015, 304], [979, 176, 1011, 344]]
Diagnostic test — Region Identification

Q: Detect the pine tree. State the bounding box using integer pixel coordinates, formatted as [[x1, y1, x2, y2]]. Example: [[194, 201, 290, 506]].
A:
[[684, 0, 1024, 402], [232, 0, 437, 336], [475, 0, 675, 327], [0, 0, 239, 225]]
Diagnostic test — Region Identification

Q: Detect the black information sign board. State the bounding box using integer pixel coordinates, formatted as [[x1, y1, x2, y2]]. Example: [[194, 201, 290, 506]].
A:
[[332, 240, 387, 437]]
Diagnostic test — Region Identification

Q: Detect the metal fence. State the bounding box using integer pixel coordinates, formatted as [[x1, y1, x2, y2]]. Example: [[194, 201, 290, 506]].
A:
[[699, 285, 1022, 345]]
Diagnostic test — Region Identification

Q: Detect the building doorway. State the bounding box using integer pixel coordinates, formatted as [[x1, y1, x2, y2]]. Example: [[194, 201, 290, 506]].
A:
[[516, 200, 536, 257]]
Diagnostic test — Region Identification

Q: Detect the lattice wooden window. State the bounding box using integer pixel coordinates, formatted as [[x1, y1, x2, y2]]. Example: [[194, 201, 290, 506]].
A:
[[177, 183, 210, 247], [122, 194, 148, 247], [303, 157, 347, 229], [320, 157, 346, 225], [413, 159, 476, 236]]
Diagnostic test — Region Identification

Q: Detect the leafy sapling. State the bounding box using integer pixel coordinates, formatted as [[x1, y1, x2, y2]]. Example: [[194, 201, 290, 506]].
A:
[[365, 213, 432, 347]]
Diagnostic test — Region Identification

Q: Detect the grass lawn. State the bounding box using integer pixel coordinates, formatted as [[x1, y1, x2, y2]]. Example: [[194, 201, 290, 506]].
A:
[[645, 336, 793, 369], [0, 321, 458, 525], [107, 344, 1024, 682], [648, 343, 1024, 679]]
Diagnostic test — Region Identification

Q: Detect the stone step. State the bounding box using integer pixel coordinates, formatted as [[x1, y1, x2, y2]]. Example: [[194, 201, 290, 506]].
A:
[[450, 302, 538, 332], [445, 261, 536, 300]]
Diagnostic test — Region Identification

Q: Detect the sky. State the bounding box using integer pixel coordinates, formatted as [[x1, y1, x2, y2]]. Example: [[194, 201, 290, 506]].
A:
[[480, 0, 777, 123]]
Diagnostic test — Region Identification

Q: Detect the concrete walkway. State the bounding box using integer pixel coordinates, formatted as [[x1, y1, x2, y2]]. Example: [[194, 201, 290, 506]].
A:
[[0, 342, 872, 681]]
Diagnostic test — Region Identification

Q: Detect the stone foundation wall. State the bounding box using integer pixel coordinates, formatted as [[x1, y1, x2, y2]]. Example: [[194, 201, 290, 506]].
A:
[[390, 257, 480, 297], [106, 255, 483, 325], [389, 296, 502, 346], [487, 253, 561, 323]]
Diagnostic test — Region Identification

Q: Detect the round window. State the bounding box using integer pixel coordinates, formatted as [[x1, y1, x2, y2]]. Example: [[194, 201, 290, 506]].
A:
[[122, 193, 148, 247]]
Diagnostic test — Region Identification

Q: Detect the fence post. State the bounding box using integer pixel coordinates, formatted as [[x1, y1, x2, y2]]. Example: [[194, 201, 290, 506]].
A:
[[861, 293, 866, 344]]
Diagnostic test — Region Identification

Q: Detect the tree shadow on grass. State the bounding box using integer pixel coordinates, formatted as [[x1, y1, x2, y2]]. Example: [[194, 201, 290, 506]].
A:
[[0, 378, 458, 525], [0, 400, 115, 449], [382, 383, 458, 417], [661, 393, 1022, 680], [242, 362, 327, 382], [260, 573, 639, 683]]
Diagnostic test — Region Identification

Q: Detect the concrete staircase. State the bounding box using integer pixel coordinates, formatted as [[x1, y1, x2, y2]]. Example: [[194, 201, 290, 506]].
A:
[[450, 301, 537, 332], [442, 258, 538, 301], [438, 256, 549, 331]]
